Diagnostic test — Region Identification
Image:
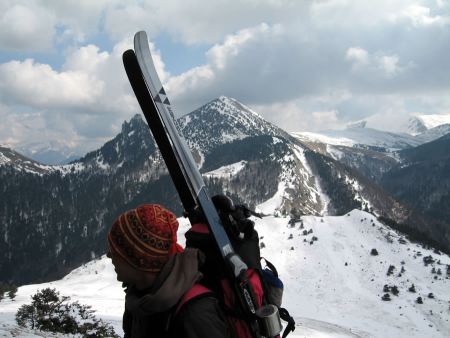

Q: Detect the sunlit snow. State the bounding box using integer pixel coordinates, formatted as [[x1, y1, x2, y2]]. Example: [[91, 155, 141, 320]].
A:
[[0, 210, 450, 338], [1, 210, 449, 338], [204, 161, 247, 178]]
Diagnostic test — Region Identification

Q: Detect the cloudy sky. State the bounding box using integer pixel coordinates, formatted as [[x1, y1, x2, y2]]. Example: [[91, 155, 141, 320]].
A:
[[0, 0, 449, 156]]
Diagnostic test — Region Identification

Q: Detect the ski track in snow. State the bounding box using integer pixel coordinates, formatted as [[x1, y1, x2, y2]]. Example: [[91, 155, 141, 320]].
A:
[[1, 211, 450, 338]]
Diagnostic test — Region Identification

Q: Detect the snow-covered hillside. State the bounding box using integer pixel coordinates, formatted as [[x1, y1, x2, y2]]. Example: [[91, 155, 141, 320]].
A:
[[292, 128, 421, 151], [409, 114, 450, 133], [1, 211, 449, 338]]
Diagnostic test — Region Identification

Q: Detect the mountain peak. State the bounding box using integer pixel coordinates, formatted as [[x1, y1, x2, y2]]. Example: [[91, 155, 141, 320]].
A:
[[346, 120, 367, 129], [408, 114, 450, 135], [179, 96, 287, 154], [0, 145, 52, 174], [215, 96, 262, 119], [121, 114, 146, 133]]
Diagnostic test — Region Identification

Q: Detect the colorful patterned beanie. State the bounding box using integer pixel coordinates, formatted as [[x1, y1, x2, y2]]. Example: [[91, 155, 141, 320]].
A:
[[108, 204, 183, 272]]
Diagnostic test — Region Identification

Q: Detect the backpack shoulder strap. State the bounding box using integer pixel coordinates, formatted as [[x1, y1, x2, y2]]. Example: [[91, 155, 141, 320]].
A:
[[175, 283, 212, 316]]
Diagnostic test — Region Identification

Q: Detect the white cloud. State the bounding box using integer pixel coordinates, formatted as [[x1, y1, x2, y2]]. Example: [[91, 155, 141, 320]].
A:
[[0, 59, 103, 109], [345, 47, 410, 79], [346, 47, 369, 70], [310, 0, 416, 27], [63, 45, 109, 73], [377, 55, 401, 77], [1, 0, 450, 154], [103, 0, 306, 44], [0, 38, 140, 152], [43, 0, 116, 44], [255, 103, 345, 133], [0, 1, 56, 51], [399, 4, 449, 26]]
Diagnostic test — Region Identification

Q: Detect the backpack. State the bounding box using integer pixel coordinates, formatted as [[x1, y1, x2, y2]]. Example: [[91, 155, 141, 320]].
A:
[[182, 195, 296, 338]]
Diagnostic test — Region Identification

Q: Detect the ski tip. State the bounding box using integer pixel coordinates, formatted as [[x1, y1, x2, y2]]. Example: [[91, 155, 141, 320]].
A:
[[134, 30, 148, 44], [122, 49, 136, 62]]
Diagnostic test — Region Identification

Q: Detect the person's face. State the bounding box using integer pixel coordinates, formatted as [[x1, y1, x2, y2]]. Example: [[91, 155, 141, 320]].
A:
[[107, 249, 158, 290], [107, 249, 137, 284]]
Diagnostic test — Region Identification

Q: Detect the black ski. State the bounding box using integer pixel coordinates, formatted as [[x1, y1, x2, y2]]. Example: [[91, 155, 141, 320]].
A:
[[122, 31, 266, 338]]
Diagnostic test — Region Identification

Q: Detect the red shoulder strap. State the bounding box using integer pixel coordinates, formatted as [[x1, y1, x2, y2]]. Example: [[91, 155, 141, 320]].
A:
[[175, 283, 211, 315]]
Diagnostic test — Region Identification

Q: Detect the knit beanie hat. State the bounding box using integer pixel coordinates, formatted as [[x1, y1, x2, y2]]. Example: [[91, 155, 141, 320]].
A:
[[108, 204, 183, 272]]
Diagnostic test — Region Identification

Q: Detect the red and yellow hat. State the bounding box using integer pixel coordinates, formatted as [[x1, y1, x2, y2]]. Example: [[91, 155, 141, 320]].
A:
[[108, 204, 183, 272]]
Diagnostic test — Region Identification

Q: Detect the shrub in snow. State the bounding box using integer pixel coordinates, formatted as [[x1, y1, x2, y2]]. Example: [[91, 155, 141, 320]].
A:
[[288, 234, 293, 240], [15, 288, 119, 337], [416, 297, 423, 304], [391, 286, 399, 296], [381, 294, 391, 301], [398, 238, 407, 244], [423, 255, 434, 266], [383, 285, 399, 296], [387, 265, 395, 276], [428, 293, 435, 299], [8, 286, 17, 300], [260, 242, 266, 249], [408, 284, 416, 293], [0, 283, 17, 301], [370, 248, 379, 256]]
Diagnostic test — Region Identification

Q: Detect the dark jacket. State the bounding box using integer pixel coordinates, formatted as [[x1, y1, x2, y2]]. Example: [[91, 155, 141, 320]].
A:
[[122, 248, 230, 338]]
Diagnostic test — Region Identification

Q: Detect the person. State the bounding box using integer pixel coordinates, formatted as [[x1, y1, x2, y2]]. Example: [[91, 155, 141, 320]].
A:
[[107, 203, 230, 338]]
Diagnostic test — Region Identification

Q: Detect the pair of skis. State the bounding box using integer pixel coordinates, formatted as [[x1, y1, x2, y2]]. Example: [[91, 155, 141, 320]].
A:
[[122, 31, 270, 338]]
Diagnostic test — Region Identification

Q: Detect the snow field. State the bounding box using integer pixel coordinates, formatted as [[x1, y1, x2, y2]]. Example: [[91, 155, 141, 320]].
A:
[[1, 211, 449, 338], [254, 210, 450, 338]]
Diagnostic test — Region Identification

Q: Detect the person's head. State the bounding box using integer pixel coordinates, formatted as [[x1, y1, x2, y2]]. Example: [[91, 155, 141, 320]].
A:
[[107, 204, 182, 289]]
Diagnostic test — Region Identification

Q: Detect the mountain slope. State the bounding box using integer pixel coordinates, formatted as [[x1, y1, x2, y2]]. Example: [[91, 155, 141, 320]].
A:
[[408, 114, 450, 135], [293, 127, 422, 152], [380, 133, 450, 243], [180, 96, 291, 160], [0, 146, 53, 174], [1, 96, 448, 286], [0, 97, 318, 285], [1, 211, 449, 338]]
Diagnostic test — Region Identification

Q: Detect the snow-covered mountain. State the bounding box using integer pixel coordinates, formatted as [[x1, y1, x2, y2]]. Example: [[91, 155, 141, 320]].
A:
[[180, 96, 291, 159], [1, 211, 449, 338], [0, 146, 54, 174], [408, 114, 450, 135], [293, 127, 421, 152], [294, 113, 450, 154], [16, 140, 81, 165], [1, 96, 449, 289], [0, 97, 323, 285]]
